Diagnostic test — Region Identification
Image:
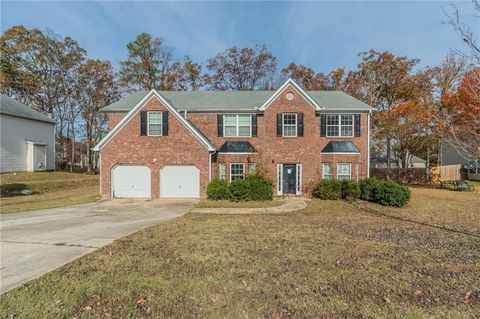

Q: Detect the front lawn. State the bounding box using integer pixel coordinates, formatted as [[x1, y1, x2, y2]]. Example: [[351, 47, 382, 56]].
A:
[[1, 188, 479, 318], [195, 199, 284, 208], [0, 172, 99, 213]]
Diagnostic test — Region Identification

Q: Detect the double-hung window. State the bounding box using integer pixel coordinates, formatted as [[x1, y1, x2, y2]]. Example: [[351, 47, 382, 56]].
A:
[[224, 115, 251, 137], [249, 163, 256, 174], [326, 114, 353, 137], [337, 163, 351, 180], [322, 163, 332, 180], [283, 113, 297, 137], [148, 112, 162, 136], [230, 163, 245, 181], [219, 163, 226, 180]]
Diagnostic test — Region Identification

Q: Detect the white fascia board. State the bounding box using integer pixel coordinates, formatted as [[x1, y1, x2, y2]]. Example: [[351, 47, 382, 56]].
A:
[[257, 78, 322, 111], [93, 90, 215, 152]]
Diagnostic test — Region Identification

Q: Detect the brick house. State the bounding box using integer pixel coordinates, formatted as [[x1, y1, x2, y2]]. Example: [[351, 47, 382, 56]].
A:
[[93, 79, 373, 199]]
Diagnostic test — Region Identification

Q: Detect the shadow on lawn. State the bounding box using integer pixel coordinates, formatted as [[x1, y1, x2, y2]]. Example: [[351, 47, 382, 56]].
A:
[[353, 202, 480, 239]]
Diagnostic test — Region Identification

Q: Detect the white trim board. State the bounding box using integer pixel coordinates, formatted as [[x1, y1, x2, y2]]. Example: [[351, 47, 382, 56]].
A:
[[92, 90, 215, 152], [257, 78, 322, 111]]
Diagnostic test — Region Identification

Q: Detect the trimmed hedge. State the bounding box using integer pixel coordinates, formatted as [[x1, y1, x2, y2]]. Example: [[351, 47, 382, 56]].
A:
[[313, 180, 342, 200], [206, 175, 273, 201], [313, 178, 411, 207], [206, 179, 229, 200]]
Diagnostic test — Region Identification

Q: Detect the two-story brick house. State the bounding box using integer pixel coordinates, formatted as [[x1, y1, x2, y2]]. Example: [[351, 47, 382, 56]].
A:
[[93, 79, 373, 199]]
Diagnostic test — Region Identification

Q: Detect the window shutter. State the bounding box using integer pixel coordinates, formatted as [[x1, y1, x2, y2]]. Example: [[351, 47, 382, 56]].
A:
[[217, 114, 223, 137], [297, 113, 304, 137], [140, 111, 147, 136], [251, 114, 258, 137], [277, 113, 283, 137], [354, 114, 361, 137], [162, 111, 169, 136], [320, 114, 326, 137]]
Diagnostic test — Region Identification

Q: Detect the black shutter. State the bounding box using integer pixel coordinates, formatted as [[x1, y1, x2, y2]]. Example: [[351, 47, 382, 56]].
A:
[[320, 114, 326, 137], [354, 114, 361, 137], [277, 113, 283, 137], [140, 111, 147, 136], [162, 111, 169, 136], [217, 114, 223, 137], [297, 113, 304, 137], [252, 114, 258, 137]]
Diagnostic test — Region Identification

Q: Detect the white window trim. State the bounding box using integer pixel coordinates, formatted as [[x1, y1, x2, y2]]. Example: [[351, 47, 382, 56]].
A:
[[147, 111, 163, 136], [229, 163, 245, 182], [282, 113, 297, 137], [296, 163, 302, 195], [219, 163, 226, 180], [223, 114, 252, 137], [322, 163, 332, 180], [326, 114, 354, 138], [337, 163, 352, 180], [277, 164, 283, 195]]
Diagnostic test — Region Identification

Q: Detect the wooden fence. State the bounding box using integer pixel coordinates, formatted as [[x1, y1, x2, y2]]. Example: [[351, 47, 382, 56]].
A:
[[431, 164, 462, 182]]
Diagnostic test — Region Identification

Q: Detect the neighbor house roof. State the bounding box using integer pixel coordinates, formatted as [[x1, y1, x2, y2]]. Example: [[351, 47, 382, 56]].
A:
[[321, 141, 360, 154], [102, 90, 373, 113], [0, 94, 54, 124], [218, 141, 256, 153], [371, 152, 427, 163]]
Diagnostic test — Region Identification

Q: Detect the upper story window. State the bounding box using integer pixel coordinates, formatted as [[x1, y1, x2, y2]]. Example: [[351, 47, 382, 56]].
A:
[[224, 114, 251, 137], [148, 112, 163, 136], [282, 113, 297, 137], [326, 114, 353, 137]]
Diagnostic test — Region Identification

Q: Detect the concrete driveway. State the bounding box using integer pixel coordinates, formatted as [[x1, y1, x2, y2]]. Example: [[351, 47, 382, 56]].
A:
[[0, 199, 194, 294]]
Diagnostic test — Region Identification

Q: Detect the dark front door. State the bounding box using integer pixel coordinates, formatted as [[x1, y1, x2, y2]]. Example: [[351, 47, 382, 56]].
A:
[[282, 164, 296, 194]]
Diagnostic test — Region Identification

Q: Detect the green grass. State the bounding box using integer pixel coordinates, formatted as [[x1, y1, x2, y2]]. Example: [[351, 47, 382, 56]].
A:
[[467, 179, 480, 189], [195, 199, 283, 208], [0, 172, 99, 213], [1, 187, 479, 318]]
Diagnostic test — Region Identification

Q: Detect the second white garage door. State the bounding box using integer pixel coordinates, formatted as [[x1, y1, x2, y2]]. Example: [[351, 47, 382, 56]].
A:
[[160, 165, 200, 198]]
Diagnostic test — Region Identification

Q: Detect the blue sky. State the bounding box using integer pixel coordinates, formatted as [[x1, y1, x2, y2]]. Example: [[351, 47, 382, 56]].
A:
[[2, 1, 478, 72]]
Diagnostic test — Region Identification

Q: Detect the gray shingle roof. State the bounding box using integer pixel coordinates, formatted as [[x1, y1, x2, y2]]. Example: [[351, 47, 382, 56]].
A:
[[0, 94, 54, 123], [218, 141, 256, 153], [102, 90, 373, 112], [321, 141, 360, 153]]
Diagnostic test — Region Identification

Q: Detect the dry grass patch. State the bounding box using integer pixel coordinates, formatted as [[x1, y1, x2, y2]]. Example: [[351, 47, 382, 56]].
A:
[[195, 199, 284, 208], [1, 188, 479, 318], [0, 172, 99, 213]]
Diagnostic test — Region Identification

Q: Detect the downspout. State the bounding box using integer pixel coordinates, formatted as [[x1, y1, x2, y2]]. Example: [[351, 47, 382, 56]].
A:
[[367, 111, 371, 178]]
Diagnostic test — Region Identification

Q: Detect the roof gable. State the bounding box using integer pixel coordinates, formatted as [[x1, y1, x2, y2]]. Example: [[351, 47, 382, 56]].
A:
[[257, 78, 321, 111], [92, 90, 215, 152]]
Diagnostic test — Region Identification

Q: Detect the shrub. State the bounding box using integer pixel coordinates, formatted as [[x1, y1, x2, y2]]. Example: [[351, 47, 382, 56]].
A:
[[340, 180, 359, 200], [313, 179, 342, 200], [245, 175, 273, 201], [229, 179, 251, 201], [206, 179, 229, 200], [372, 180, 411, 207], [0, 183, 28, 197], [358, 178, 381, 201]]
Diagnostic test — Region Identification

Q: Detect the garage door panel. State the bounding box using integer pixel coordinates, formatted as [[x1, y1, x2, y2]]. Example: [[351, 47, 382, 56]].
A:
[[113, 165, 151, 198], [161, 165, 199, 198]]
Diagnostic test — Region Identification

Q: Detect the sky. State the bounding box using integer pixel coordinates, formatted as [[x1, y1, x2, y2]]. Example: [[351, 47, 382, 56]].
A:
[[1, 1, 479, 72]]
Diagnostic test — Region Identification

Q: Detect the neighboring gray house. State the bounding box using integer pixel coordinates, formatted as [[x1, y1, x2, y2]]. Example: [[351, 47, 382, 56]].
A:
[[371, 151, 427, 169], [0, 95, 55, 172]]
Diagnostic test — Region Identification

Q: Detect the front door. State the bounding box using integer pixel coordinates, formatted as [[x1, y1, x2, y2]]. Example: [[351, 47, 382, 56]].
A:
[[282, 164, 297, 194]]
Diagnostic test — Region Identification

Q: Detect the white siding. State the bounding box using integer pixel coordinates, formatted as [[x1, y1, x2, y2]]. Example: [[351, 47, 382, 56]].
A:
[[0, 114, 55, 172]]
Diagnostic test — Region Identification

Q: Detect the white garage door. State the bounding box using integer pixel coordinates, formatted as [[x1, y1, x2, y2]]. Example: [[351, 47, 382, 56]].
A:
[[112, 165, 151, 198], [160, 165, 200, 198]]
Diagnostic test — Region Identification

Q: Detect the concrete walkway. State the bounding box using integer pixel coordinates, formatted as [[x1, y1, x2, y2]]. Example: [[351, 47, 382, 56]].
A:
[[191, 197, 309, 214], [0, 199, 194, 294]]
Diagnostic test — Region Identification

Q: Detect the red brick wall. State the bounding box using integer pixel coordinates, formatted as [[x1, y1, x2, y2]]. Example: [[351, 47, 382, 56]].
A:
[[100, 96, 210, 199], [108, 112, 127, 130], [188, 84, 369, 194]]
